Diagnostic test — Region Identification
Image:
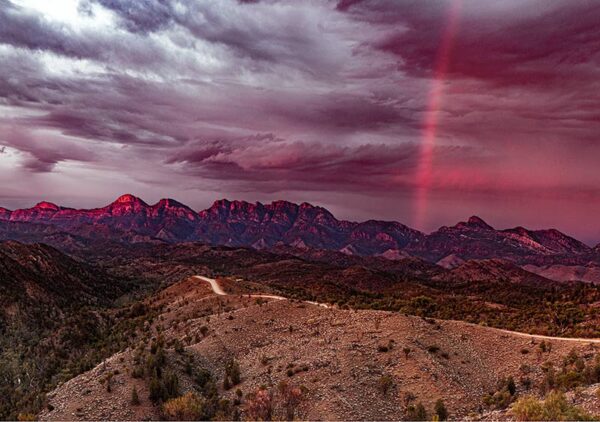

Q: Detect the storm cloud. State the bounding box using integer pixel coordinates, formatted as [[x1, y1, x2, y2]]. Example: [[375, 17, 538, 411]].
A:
[[1, 0, 600, 243]]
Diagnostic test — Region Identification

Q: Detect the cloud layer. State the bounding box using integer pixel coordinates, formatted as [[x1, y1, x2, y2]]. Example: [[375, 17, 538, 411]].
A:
[[1, 0, 600, 243]]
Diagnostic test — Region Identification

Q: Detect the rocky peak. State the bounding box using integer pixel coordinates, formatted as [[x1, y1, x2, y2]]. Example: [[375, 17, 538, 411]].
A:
[[296, 202, 336, 222], [465, 216, 494, 230], [34, 201, 60, 211], [105, 194, 149, 215], [113, 194, 146, 205], [155, 198, 190, 210]]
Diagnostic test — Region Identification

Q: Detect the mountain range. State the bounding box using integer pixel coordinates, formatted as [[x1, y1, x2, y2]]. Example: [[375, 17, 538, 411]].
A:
[[1, 194, 598, 272]]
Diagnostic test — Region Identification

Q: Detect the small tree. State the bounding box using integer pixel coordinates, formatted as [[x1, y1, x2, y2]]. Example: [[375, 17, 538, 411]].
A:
[[163, 372, 180, 400], [200, 326, 209, 337], [407, 402, 427, 421], [378, 375, 394, 396], [149, 376, 162, 403], [105, 373, 113, 393], [434, 399, 448, 421], [224, 358, 241, 389], [506, 376, 516, 396], [131, 386, 141, 405]]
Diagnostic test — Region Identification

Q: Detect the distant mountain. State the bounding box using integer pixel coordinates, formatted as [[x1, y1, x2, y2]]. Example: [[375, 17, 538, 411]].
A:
[[195, 199, 422, 254], [0, 195, 422, 256], [406, 216, 591, 263], [0, 195, 597, 268]]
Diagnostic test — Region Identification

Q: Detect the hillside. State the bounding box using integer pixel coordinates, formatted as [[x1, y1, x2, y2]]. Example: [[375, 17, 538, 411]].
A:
[[2, 240, 600, 419], [0, 241, 147, 420], [39, 276, 600, 421]]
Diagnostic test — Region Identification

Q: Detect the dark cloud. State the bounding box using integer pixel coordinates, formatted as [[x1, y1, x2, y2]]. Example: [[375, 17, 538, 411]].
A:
[[0, 127, 96, 172], [0, 0, 599, 240], [166, 135, 482, 193], [365, 0, 600, 88]]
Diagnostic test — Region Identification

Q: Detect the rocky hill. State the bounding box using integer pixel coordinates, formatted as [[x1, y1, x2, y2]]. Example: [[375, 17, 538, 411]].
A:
[[38, 276, 600, 421]]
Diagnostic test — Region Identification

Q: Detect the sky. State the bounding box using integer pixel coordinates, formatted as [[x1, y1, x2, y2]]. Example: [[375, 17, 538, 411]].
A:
[[1, 0, 600, 244]]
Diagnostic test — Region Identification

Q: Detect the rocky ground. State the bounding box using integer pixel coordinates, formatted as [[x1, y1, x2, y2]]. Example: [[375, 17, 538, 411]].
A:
[[39, 276, 600, 421]]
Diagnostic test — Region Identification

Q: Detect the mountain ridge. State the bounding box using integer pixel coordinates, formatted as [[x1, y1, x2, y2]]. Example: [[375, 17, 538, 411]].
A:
[[0, 195, 595, 266]]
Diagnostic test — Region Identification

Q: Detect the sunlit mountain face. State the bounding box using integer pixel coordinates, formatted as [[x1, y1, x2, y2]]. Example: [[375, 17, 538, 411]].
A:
[[1, 0, 600, 244]]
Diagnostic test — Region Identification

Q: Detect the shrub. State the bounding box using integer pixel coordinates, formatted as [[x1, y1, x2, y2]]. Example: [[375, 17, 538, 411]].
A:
[[174, 339, 184, 354], [378, 375, 394, 395], [511, 391, 595, 421], [245, 388, 273, 421], [539, 341, 551, 353], [162, 392, 205, 421], [132, 365, 144, 378], [483, 377, 517, 410], [377, 344, 389, 353], [224, 358, 241, 389], [403, 347, 411, 358], [278, 381, 304, 420], [149, 372, 179, 403], [427, 345, 440, 354], [406, 402, 427, 421], [434, 399, 448, 421], [194, 368, 212, 390], [149, 376, 162, 403], [131, 386, 140, 405], [163, 371, 180, 400]]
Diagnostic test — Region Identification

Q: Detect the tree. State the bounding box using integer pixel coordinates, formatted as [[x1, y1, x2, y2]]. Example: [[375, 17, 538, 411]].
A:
[[149, 376, 162, 403]]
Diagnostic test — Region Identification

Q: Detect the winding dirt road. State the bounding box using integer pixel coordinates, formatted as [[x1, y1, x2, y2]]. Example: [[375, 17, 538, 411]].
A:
[[194, 275, 600, 343], [194, 275, 227, 295], [192, 275, 329, 308]]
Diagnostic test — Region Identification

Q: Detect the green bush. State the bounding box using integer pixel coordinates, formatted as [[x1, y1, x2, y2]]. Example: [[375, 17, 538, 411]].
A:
[[511, 391, 595, 421], [162, 392, 205, 421]]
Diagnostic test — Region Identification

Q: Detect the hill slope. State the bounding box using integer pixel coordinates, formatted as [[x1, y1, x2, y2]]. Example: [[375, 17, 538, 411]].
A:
[[39, 276, 600, 421]]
